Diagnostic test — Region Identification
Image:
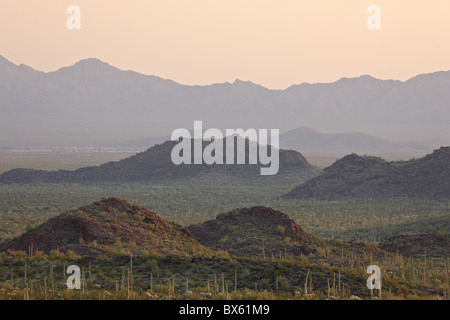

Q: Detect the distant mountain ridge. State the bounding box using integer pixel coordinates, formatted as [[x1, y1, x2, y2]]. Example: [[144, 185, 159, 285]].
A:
[[285, 146, 450, 200], [277, 127, 414, 154], [114, 127, 416, 154], [1, 54, 450, 147], [0, 139, 320, 184]]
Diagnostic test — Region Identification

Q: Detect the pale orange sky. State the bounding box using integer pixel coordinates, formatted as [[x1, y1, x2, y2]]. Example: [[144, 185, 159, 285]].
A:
[[0, 0, 449, 89]]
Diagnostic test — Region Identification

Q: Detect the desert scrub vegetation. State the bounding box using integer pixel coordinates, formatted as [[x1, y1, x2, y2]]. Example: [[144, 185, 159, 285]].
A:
[[1, 181, 449, 243], [0, 247, 448, 300]]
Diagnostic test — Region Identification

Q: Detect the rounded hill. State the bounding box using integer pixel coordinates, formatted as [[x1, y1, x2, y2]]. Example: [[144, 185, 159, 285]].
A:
[[0, 197, 212, 258], [187, 206, 323, 258]]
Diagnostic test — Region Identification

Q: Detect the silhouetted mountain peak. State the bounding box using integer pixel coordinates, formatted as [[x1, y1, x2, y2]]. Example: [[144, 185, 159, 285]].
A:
[[337, 74, 377, 82], [232, 78, 254, 85], [52, 58, 120, 78], [73, 58, 112, 68]]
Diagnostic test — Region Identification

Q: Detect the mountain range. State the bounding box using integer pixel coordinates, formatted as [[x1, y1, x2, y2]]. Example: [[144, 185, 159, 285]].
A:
[[1, 54, 450, 148]]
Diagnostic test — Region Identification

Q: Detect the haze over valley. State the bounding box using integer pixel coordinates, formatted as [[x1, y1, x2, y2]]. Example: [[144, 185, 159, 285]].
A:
[[1, 54, 449, 159]]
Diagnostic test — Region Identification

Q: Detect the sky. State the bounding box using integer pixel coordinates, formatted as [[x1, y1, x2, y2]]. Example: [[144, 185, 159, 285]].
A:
[[0, 0, 449, 89]]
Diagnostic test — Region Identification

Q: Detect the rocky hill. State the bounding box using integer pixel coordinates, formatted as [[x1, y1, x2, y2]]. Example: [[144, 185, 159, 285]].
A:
[[187, 206, 323, 258], [0, 197, 211, 258], [0, 139, 320, 184], [285, 147, 450, 200]]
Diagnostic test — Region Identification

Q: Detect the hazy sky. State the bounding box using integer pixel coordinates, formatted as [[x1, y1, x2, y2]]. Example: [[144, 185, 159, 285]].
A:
[[1, 0, 449, 89]]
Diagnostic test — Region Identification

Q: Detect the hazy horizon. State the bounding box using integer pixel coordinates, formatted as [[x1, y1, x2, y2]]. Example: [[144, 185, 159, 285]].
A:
[[3, 53, 450, 90], [1, 1, 450, 89], [1, 1, 450, 149], [1, 51, 450, 149]]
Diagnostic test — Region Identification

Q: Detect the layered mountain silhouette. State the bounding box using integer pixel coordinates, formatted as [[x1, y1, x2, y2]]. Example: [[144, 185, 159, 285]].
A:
[[285, 147, 450, 200], [0, 197, 209, 257], [278, 127, 414, 155], [188, 206, 322, 258], [0, 138, 320, 183], [1, 54, 450, 147], [115, 127, 418, 156]]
